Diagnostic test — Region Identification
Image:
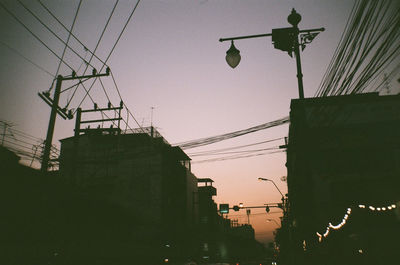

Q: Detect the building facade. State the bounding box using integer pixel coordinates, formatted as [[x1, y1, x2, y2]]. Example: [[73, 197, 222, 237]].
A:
[[286, 93, 400, 265], [59, 127, 198, 262]]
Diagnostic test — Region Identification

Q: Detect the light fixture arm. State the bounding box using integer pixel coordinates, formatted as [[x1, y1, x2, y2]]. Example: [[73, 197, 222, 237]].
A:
[[258, 177, 285, 199], [219, 7, 324, 99]]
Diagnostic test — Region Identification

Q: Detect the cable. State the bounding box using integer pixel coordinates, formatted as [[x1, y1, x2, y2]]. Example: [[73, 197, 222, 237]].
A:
[[76, 0, 141, 110], [71, 1, 143, 134], [15, 0, 92, 71], [0, 2, 75, 71], [36, 0, 109, 68], [315, 0, 400, 97], [191, 150, 285, 164], [176, 116, 289, 150], [187, 137, 284, 156], [53, 0, 82, 78], [0, 41, 53, 77], [67, 0, 119, 104], [189, 146, 281, 157], [110, 70, 145, 132]]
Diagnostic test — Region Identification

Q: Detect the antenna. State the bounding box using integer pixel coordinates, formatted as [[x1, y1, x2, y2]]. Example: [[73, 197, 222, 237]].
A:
[[150, 106, 155, 127]]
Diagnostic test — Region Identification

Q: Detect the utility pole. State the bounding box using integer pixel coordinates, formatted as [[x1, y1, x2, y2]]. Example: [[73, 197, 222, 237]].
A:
[[40, 69, 110, 172], [0, 121, 13, 146]]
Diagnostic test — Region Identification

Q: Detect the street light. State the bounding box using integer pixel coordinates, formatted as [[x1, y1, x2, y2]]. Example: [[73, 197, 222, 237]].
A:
[[258, 177, 285, 199], [226, 41, 241, 68], [219, 8, 324, 99]]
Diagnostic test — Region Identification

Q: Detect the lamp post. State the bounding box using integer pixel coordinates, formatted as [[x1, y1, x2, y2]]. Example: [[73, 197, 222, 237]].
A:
[[259, 177, 293, 265], [258, 177, 285, 199], [219, 8, 324, 99]]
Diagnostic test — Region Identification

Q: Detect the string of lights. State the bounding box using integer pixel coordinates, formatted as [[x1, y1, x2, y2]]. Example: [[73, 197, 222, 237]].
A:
[[315, 202, 398, 242]]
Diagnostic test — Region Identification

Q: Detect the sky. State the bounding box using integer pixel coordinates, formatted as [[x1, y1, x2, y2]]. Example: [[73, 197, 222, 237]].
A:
[[0, 0, 355, 244]]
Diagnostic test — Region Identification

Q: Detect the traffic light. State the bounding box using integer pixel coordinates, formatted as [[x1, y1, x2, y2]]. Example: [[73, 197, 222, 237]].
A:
[[219, 204, 229, 214], [265, 206, 270, 213], [233, 205, 240, 211]]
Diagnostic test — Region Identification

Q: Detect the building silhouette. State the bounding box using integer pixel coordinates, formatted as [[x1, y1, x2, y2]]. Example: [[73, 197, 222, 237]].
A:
[[59, 126, 198, 262], [286, 93, 400, 265]]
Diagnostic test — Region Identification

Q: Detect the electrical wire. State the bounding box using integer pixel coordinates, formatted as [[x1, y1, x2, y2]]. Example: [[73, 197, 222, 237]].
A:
[[15, 0, 92, 71], [315, 0, 400, 97], [75, 0, 141, 111], [0, 41, 54, 77], [187, 137, 284, 156], [36, 0, 109, 68], [176, 116, 289, 150], [110, 70, 145, 132], [53, 0, 82, 78], [191, 150, 285, 164], [66, 0, 119, 105], [0, 2, 75, 71], [189, 146, 281, 157]]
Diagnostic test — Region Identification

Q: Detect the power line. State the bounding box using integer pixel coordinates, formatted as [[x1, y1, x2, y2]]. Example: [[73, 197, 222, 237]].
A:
[[0, 2, 75, 71], [16, 0, 92, 71], [315, 0, 400, 96], [67, 0, 119, 105], [110, 70, 145, 132], [0, 41, 53, 77], [53, 0, 82, 78], [189, 146, 281, 157], [192, 150, 285, 164], [36, 0, 109, 68], [176, 116, 290, 150], [70, 0, 144, 133], [187, 137, 284, 156], [76, 0, 141, 111]]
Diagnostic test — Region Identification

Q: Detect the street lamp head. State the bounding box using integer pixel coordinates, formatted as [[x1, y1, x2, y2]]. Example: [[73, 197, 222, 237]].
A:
[[225, 40, 241, 68], [258, 177, 270, 181], [288, 8, 301, 27]]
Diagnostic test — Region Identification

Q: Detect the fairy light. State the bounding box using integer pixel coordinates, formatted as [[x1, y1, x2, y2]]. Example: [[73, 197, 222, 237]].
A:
[[323, 227, 330, 237], [316, 201, 398, 243], [363, 203, 397, 212], [316, 232, 322, 242]]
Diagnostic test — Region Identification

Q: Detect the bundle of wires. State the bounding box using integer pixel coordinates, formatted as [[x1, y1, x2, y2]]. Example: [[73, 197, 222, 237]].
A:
[[176, 116, 289, 150], [315, 0, 400, 97]]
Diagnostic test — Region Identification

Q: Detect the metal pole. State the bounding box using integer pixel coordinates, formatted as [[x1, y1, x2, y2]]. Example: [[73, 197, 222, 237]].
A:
[[1, 122, 7, 146], [270, 179, 285, 199], [41, 75, 62, 172], [293, 30, 304, 99]]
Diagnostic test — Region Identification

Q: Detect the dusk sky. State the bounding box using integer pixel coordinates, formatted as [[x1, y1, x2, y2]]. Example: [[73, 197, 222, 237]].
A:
[[0, 0, 355, 244]]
